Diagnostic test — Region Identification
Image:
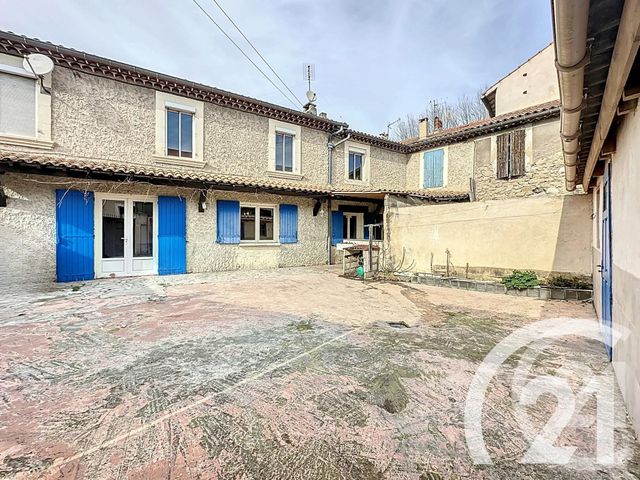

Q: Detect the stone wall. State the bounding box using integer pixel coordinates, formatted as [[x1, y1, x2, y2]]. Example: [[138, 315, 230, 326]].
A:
[[0, 67, 331, 187], [405, 142, 471, 192], [0, 173, 327, 289], [474, 119, 566, 200], [331, 141, 407, 191]]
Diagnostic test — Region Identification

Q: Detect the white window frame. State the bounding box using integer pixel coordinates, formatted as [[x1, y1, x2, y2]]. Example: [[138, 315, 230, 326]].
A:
[[268, 119, 301, 177], [154, 92, 204, 167], [274, 130, 295, 172], [343, 212, 364, 240], [240, 203, 279, 244], [0, 53, 53, 150], [343, 141, 370, 184], [419, 146, 448, 189], [165, 105, 196, 159]]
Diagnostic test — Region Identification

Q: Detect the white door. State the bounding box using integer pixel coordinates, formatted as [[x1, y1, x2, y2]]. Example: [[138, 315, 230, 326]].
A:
[[95, 194, 158, 278]]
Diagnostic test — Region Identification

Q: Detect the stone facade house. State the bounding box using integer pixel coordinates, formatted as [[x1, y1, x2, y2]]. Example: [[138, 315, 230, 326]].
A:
[[0, 31, 589, 288]]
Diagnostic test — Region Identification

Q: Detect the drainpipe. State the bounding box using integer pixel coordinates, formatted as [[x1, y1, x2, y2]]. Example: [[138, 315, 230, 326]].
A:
[[552, 0, 590, 191], [326, 126, 350, 265]]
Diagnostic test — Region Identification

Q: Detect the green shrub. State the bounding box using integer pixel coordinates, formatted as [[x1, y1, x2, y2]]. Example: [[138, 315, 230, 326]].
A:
[[501, 270, 539, 290], [546, 274, 592, 290]]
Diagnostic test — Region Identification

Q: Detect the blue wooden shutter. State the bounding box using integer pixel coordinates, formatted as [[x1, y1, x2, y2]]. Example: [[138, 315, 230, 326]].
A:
[[331, 211, 343, 246], [423, 149, 444, 188], [56, 190, 95, 282], [158, 196, 187, 275], [279, 204, 298, 243], [216, 200, 240, 244]]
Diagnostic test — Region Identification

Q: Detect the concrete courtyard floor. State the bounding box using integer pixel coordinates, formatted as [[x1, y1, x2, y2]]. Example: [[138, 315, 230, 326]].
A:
[[0, 267, 639, 479]]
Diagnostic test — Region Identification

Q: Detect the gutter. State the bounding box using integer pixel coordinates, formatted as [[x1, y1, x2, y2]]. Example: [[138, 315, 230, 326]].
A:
[[581, 0, 640, 190], [551, 0, 590, 191]]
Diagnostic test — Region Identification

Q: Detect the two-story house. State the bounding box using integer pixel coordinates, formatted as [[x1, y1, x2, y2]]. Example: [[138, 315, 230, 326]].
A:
[[0, 31, 466, 288], [0, 31, 591, 289]]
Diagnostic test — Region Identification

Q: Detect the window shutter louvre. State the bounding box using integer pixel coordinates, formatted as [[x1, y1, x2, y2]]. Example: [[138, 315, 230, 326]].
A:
[[55, 190, 95, 282], [496, 133, 509, 179], [423, 150, 444, 188], [279, 204, 298, 243], [511, 129, 526, 177], [331, 211, 343, 246], [433, 149, 444, 187], [216, 200, 240, 244], [158, 196, 187, 275]]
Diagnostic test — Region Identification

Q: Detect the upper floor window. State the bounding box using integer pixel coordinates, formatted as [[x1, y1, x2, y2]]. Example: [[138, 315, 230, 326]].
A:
[[343, 142, 370, 184], [275, 132, 294, 172], [422, 148, 445, 188], [348, 151, 364, 181], [497, 129, 525, 179], [166, 108, 194, 158], [154, 92, 204, 166], [268, 120, 301, 176], [0, 71, 37, 138]]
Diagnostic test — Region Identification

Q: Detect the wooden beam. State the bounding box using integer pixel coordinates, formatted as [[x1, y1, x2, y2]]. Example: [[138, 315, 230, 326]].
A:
[[583, 0, 640, 190], [617, 98, 638, 115], [602, 130, 617, 156], [622, 84, 640, 100], [592, 160, 606, 177]]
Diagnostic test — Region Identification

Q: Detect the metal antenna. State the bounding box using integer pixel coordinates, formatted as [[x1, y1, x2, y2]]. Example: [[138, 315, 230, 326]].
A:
[[387, 118, 401, 136], [302, 63, 317, 114]]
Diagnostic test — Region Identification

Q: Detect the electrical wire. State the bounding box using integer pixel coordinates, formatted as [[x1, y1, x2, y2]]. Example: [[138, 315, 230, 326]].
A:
[[191, 0, 300, 109], [209, 0, 306, 108]]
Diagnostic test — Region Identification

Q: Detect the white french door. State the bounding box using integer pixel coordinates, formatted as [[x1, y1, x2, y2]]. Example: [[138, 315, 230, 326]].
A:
[[95, 194, 158, 278]]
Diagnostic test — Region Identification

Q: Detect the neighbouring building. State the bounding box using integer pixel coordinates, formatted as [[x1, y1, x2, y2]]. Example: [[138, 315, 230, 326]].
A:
[[552, 0, 640, 435], [385, 46, 592, 280], [0, 30, 590, 290]]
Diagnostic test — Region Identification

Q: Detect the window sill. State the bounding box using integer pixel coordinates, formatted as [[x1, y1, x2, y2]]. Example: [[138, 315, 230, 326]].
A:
[[343, 179, 370, 186], [239, 242, 281, 247], [0, 135, 54, 150], [153, 154, 206, 168], [267, 170, 303, 181]]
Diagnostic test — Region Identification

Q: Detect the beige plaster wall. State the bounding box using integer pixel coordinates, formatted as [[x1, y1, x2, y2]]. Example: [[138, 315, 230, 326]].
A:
[[606, 104, 640, 437], [387, 194, 592, 277], [492, 44, 559, 116], [0, 173, 327, 289]]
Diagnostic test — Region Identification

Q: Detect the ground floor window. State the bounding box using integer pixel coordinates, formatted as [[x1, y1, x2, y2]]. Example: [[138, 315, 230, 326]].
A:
[[343, 213, 363, 240], [241, 205, 275, 242]]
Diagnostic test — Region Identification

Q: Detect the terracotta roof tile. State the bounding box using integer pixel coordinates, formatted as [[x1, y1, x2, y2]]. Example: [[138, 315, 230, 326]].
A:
[[403, 101, 560, 151], [0, 150, 467, 201]]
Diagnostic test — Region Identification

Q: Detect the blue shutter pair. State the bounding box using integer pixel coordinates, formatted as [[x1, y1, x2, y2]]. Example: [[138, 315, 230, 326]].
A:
[[423, 149, 444, 188], [55, 191, 186, 280], [216, 200, 298, 244]]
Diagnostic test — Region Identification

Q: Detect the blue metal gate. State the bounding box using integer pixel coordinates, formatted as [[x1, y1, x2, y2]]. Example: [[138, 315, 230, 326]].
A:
[[158, 196, 187, 275], [601, 163, 613, 361], [55, 189, 95, 282]]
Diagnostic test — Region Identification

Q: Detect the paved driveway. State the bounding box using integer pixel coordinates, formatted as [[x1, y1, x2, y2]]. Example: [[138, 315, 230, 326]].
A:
[[0, 267, 638, 479]]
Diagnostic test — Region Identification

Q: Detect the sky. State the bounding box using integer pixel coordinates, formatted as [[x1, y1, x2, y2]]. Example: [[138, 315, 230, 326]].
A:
[[1, 0, 552, 134]]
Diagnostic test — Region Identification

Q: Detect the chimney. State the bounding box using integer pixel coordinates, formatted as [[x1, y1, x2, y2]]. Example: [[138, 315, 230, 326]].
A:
[[418, 117, 429, 139], [434, 116, 443, 131]]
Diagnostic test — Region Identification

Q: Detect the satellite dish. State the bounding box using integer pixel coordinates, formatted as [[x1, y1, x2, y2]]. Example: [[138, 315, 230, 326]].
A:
[[23, 53, 54, 76], [306, 90, 317, 103]]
